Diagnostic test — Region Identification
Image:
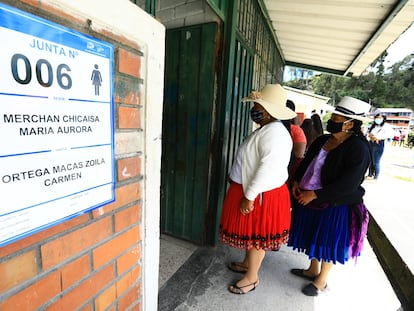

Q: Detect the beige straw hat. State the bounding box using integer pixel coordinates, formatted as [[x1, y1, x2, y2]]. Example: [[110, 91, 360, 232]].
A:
[[241, 84, 297, 120]]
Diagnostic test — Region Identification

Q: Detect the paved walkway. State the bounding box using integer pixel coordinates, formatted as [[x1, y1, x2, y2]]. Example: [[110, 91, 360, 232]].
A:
[[158, 143, 413, 311], [158, 240, 401, 311], [363, 144, 414, 272]]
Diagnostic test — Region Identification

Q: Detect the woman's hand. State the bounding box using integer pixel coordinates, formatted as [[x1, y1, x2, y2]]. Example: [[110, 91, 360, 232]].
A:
[[240, 197, 254, 215], [296, 190, 317, 206]]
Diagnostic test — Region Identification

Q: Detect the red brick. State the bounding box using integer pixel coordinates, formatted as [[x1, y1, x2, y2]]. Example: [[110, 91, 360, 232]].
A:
[[118, 283, 141, 311], [93, 227, 140, 269], [20, 0, 40, 6], [41, 217, 112, 270], [118, 49, 141, 78], [116, 157, 141, 182], [0, 214, 89, 257], [79, 304, 92, 311], [0, 250, 37, 293], [46, 264, 115, 311], [116, 265, 141, 297], [0, 271, 60, 311], [130, 301, 142, 311], [114, 76, 141, 105], [117, 245, 141, 275], [95, 284, 116, 311], [92, 182, 141, 217], [114, 204, 141, 232], [61, 255, 90, 290], [119, 106, 141, 129]]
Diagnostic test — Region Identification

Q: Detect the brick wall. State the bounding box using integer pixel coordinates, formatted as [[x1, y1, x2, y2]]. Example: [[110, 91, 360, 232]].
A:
[[0, 1, 162, 310]]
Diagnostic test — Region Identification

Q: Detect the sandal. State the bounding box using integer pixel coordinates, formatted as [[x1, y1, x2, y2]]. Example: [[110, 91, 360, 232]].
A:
[[228, 280, 259, 294], [227, 262, 248, 273]]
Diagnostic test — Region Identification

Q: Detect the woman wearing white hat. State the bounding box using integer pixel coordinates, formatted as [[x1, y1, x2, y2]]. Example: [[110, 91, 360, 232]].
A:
[[219, 84, 296, 294], [288, 96, 371, 296]]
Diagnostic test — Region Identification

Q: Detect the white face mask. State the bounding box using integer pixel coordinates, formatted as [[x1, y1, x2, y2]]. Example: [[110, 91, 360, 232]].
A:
[[374, 118, 383, 125]]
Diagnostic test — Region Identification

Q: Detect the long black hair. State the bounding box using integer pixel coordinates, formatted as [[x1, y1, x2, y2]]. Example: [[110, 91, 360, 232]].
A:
[[311, 114, 324, 136]]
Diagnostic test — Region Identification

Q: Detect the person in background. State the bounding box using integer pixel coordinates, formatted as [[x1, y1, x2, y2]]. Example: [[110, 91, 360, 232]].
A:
[[219, 84, 295, 294], [283, 100, 307, 184], [311, 113, 324, 136], [301, 118, 320, 150], [399, 131, 406, 147], [288, 96, 371, 296], [392, 129, 400, 146], [366, 113, 394, 180]]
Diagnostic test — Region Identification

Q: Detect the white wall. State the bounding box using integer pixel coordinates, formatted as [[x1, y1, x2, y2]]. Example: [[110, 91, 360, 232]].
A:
[[41, 1, 165, 310]]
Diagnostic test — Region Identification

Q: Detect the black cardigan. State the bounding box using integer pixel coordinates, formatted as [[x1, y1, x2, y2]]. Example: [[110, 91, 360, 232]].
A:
[[294, 134, 371, 206]]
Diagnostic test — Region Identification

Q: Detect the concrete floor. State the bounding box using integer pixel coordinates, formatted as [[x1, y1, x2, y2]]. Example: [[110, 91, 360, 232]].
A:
[[158, 143, 412, 310], [158, 237, 402, 311], [159, 234, 198, 289]]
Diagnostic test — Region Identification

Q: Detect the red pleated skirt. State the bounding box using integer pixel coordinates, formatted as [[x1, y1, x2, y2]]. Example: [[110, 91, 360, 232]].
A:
[[219, 182, 291, 251]]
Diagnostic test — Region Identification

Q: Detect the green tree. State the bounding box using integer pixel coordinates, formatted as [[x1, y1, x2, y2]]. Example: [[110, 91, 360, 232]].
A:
[[284, 52, 414, 111]]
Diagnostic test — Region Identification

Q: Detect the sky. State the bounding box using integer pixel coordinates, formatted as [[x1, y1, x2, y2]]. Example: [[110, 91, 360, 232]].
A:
[[384, 23, 414, 66]]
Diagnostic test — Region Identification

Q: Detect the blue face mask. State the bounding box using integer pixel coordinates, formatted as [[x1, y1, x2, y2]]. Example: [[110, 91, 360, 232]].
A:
[[250, 108, 265, 124], [374, 118, 383, 125]]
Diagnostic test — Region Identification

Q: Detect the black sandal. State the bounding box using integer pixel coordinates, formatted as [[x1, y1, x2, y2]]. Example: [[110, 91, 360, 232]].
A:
[[228, 280, 259, 294]]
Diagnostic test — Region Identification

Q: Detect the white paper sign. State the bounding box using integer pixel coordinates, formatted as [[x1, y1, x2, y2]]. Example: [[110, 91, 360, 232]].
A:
[[0, 3, 115, 246]]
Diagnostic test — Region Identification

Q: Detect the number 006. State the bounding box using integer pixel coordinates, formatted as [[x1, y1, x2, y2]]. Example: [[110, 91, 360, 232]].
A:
[[11, 54, 72, 90]]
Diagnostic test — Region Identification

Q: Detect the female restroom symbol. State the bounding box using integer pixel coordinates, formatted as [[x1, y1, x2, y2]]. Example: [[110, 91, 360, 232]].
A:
[[91, 64, 102, 95]]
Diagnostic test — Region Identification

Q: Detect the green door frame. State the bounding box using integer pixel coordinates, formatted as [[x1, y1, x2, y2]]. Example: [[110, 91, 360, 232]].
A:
[[145, 0, 156, 16], [209, 0, 239, 245]]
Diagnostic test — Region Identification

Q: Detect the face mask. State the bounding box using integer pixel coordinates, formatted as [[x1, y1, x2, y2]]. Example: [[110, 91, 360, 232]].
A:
[[374, 118, 383, 125], [250, 108, 265, 124], [327, 119, 353, 133], [326, 119, 343, 133]]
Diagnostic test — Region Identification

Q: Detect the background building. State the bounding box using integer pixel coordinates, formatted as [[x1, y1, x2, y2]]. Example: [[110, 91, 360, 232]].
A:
[[376, 108, 413, 134]]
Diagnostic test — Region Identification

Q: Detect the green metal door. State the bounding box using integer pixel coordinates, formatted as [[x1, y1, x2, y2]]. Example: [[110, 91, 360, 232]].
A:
[[161, 23, 218, 243], [210, 0, 285, 244]]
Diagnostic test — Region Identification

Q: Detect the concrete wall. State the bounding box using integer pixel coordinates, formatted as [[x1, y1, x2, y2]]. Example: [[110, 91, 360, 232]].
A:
[[0, 0, 164, 310], [156, 0, 221, 29]]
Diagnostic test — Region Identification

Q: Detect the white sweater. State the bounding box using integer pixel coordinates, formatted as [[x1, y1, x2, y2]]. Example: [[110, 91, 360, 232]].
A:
[[229, 121, 292, 201], [369, 122, 394, 140]]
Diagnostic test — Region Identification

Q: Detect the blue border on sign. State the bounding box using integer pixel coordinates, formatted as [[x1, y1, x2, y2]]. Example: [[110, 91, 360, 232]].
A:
[[0, 3, 116, 247], [0, 3, 111, 58]]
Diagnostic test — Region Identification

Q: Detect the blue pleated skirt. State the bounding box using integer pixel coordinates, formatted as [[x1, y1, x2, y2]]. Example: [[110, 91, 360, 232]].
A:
[[288, 200, 351, 264]]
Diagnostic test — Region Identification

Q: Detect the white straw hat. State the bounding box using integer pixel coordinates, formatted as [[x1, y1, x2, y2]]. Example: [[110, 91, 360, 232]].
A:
[[241, 84, 297, 120], [333, 96, 371, 121]]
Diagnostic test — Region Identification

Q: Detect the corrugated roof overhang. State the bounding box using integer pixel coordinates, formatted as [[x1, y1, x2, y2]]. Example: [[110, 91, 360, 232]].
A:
[[261, 0, 414, 76]]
